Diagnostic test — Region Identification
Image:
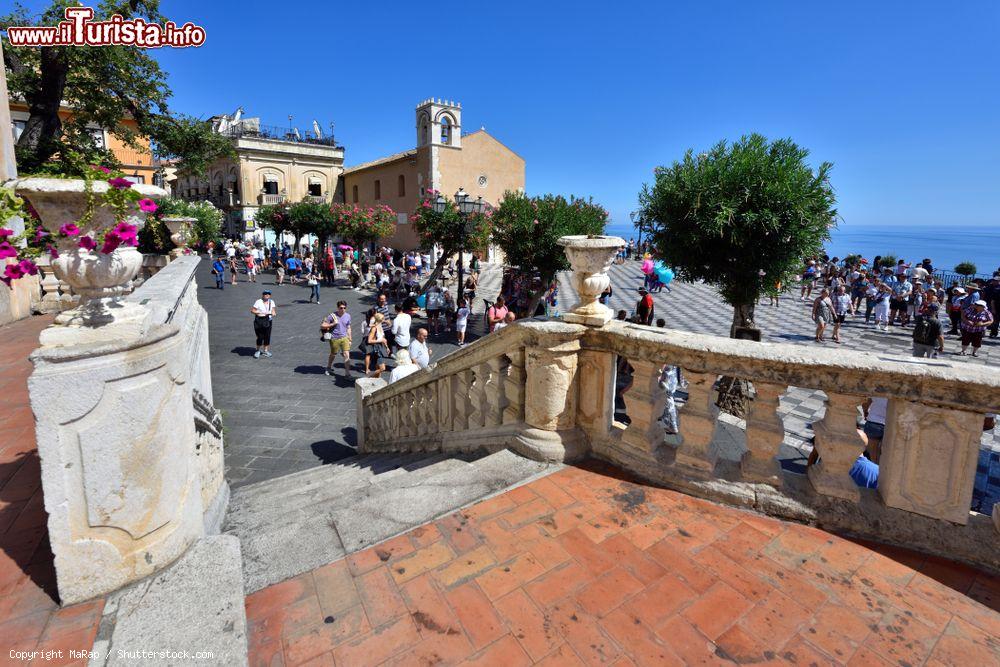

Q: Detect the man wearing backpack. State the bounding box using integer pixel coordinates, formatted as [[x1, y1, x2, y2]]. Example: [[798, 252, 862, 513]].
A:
[[912, 303, 944, 358], [487, 296, 509, 333]]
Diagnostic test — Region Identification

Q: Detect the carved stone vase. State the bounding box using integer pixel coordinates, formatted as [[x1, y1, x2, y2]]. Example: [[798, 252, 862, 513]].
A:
[[557, 235, 625, 326], [162, 216, 195, 258], [12, 177, 165, 343]]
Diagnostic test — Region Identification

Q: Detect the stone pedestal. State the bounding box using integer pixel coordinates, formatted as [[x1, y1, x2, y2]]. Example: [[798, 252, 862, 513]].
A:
[[879, 401, 981, 525], [556, 235, 624, 327], [520, 338, 584, 461]]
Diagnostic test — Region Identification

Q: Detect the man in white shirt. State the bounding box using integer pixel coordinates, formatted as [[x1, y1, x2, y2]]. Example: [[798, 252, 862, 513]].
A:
[[391, 303, 411, 350], [408, 328, 431, 369]]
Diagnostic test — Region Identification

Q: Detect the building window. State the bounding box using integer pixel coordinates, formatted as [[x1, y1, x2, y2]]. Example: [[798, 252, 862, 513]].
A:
[[397, 175, 405, 197], [124, 175, 145, 184], [308, 181, 322, 196], [374, 179, 381, 200], [88, 127, 105, 149], [440, 116, 451, 145], [352, 184, 358, 203], [262, 179, 278, 195]]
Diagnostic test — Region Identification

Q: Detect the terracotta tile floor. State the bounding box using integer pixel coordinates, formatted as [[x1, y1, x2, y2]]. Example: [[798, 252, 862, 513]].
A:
[[247, 461, 1000, 666], [0, 315, 104, 666]]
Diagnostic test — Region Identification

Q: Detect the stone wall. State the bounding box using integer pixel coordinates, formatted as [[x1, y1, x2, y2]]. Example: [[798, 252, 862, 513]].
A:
[[29, 255, 225, 603]]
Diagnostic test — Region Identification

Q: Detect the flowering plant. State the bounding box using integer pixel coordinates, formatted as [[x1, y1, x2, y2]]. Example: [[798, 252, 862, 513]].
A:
[[1, 163, 153, 288], [330, 203, 396, 246]]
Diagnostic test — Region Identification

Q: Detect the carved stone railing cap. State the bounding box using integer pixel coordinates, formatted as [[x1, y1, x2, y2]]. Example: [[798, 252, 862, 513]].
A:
[[588, 320, 1000, 412]]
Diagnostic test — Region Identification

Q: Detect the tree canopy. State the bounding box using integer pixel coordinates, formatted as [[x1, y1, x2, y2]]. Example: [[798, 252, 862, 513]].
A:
[[1, 0, 233, 175], [491, 190, 608, 315], [639, 134, 837, 333]]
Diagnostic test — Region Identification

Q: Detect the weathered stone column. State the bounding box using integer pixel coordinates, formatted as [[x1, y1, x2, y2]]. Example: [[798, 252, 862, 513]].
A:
[[518, 338, 584, 462], [355, 377, 387, 451], [878, 401, 981, 524], [808, 392, 866, 501], [621, 359, 667, 455], [743, 381, 786, 485], [501, 349, 526, 425], [676, 370, 719, 476]]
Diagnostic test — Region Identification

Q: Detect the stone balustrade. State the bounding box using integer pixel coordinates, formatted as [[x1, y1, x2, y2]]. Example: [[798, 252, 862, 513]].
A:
[[357, 238, 1000, 573]]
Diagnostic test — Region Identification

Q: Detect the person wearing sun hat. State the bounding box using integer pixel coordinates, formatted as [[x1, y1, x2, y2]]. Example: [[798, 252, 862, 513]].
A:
[[960, 299, 994, 357], [250, 289, 277, 359], [947, 286, 966, 335]]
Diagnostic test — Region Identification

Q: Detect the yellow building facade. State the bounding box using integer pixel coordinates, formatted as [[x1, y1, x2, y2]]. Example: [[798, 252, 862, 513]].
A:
[[344, 99, 525, 250]]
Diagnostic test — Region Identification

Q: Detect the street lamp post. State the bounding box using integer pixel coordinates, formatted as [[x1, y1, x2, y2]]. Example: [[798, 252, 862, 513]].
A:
[[433, 188, 484, 307]]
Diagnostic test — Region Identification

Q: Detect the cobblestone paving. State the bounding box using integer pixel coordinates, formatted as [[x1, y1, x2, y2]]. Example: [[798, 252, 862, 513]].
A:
[[245, 461, 1000, 666], [0, 315, 105, 658], [198, 261, 502, 488], [558, 261, 1000, 513]]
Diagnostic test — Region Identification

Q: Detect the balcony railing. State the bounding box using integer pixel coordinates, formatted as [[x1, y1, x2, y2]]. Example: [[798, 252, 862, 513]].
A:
[[304, 195, 327, 204], [258, 193, 285, 205], [222, 123, 342, 149], [356, 242, 1000, 574]]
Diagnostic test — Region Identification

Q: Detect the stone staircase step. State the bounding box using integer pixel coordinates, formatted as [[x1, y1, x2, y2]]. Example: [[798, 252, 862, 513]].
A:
[[330, 449, 552, 553], [91, 535, 247, 666], [225, 453, 441, 530], [229, 449, 555, 594], [225, 453, 460, 534]]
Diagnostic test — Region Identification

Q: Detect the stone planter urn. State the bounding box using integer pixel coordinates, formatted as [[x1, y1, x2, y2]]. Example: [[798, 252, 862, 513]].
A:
[[162, 216, 195, 259], [11, 177, 166, 344], [557, 235, 625, 326]]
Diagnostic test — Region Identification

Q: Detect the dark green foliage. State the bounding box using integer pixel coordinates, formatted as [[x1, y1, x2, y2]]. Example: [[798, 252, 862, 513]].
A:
[[639, 134, 837, 330], [954, 261, 977, 276]]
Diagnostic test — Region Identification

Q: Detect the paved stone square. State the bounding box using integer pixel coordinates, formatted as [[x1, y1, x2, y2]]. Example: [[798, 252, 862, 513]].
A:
[[245, 461, 1000, 666], [197, 262, 502, 488]]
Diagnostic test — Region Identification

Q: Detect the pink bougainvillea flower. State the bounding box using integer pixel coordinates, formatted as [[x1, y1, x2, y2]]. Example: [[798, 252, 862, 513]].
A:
[[90, 165, 112, 174], [4, 263, 24, 280], [78, 235, 97, 251], [0, 228, 13, 237], [59, 223, 81, 236], [101, 231, 122, 254], [18, 259, 38, 276], [138, 198, 158, 213], [0, 241, 17, 259], [107, 177, 132, 189], [34, 229, 49, 241]]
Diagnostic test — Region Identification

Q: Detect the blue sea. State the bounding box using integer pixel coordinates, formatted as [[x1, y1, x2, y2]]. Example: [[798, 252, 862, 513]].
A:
[[603, 223, 999, 276]]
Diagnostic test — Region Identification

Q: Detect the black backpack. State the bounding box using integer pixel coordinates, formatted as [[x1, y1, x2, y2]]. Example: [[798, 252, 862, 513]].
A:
[[913, 318, 937, 345]]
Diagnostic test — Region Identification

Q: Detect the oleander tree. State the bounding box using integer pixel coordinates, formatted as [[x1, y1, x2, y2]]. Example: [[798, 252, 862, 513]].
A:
[[491, 190, 608, 316], [331, 203, 396, 249], [255, 202, 290, 246], [639, 134, 837, 338], [2, 0, 233, 175]]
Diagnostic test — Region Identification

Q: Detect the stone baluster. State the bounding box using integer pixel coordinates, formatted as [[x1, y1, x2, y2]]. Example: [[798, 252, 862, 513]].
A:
[[878, 400, 981, 524], [502, 350, 526, 425], [742, 382, 785, 485], [467, 366, 485, 430], [620, 359, 667, 455], [415, 386, 429, 437], [576, 350, 616, 439], [484, 357, 504, 428], [437, 376, 454, 432], [454, 370, 473, 431], [675, 371, 719, 476], [807, 392, 866, 501]]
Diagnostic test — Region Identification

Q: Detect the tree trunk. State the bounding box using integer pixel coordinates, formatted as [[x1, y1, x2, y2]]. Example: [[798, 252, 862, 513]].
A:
[[717, 302, 759, 419], [15, 47, 70, 173]]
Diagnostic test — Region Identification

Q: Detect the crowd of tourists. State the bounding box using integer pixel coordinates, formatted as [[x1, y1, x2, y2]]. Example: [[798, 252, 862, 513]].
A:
[[795, 255, 998, 357], [209, 238, 512, 379]]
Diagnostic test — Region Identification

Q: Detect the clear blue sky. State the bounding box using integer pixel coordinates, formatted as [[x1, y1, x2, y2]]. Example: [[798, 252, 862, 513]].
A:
[[16, 0, 999, 227]]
